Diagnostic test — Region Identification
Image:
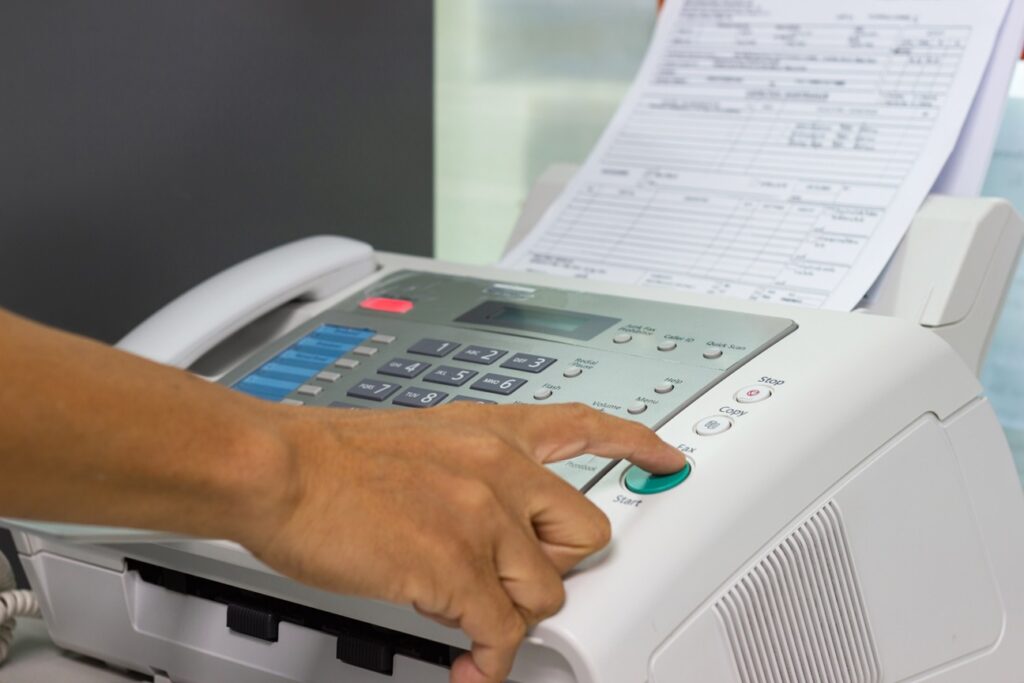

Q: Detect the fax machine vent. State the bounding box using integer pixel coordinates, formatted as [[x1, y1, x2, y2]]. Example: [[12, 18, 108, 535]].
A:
[[713, 502, 880, 683]]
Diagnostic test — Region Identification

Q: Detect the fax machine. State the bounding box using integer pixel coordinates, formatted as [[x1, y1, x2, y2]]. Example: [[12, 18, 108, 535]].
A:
[[5, 193, 1024, 683]]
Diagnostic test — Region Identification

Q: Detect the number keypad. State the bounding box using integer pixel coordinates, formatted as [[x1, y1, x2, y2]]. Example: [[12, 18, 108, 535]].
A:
[[408, 339, 460, 358], [393, 387, 449, 408], [454, 346, 508, 365], [471, 374, 527, 396], [500, 353, 557, 374], [378, 358, 431, 379], [347, 380, 402, 402], [424, 366, 479, 387]]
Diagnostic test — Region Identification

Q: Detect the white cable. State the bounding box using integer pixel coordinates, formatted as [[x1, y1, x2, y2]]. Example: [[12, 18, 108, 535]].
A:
[[0, 552, 40, 666]]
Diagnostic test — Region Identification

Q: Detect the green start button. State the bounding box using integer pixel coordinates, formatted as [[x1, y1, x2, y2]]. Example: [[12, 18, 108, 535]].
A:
[[624, 462, 692, 495]]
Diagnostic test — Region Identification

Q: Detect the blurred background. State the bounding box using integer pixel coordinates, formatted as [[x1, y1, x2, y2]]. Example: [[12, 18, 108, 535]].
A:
[[435, 0, 656, 264]]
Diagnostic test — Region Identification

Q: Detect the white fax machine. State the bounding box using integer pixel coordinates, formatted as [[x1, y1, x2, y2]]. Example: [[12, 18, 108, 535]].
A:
[[5, 193, 1024, 682]]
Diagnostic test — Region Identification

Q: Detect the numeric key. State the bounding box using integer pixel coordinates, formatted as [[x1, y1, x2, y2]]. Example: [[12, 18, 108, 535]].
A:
[[379, 358, 431, 379], [393, 388, 449, 408], [408, 339, 460, 357], [471, 374, 526, 396], [424, 366, 478, 387], [454, 345, 508, 365], [347, 380, 402, 402]]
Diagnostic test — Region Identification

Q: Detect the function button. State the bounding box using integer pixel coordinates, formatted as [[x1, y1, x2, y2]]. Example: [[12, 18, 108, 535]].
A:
[[500, 353, 557, 374], [379, 358, 431, 379], [703, 348, 724, 360], [353, 346, 379, 357], [654, 382, 676, 395], [533, 388, 554, 401], [449, 395, 498, 405], [613, 333, 633, 344], [627, 402, 649, 415], [297, 384, 323, 397], [315, 371, 342, 383], [624, 462, 692, 495], [408, 338, 460, 358], [347, 380, 402, 402], [334, 358, 360, 370], [424, 366, 478, 387], [657, 341, 678, 352], [736, 385, 773, 404], [562, 366, 583, 378], [280, 398, 305, 406], [454, 346, 508, 365], [371, 334, 396, 344], [694, 415, 733, 436], [471, 374, 527, 396], [393, 387, 449, 409], [360, 297, 414, 314]]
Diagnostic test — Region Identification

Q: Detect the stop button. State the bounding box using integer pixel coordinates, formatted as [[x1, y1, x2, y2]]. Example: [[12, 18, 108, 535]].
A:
[[735, 385, 773, 404]]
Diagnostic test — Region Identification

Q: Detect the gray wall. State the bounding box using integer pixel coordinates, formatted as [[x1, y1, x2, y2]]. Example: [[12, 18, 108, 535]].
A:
[[0, 0, 433, 344], [0, 0, 432, 587]]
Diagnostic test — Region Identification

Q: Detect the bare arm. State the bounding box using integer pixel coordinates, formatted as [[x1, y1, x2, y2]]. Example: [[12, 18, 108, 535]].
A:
[[0, 308, 686, 683]]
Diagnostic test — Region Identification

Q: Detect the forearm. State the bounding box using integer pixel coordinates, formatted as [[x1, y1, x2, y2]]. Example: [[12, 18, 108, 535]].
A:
[[0, 309, 293, 542]]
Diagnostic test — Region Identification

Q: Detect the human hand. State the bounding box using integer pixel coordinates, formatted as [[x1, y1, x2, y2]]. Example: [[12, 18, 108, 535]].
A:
[[241, 402, 685, 683]]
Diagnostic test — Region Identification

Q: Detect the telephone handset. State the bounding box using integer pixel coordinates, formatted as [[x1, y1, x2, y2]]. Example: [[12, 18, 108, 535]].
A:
[[118, 235, 376, 369], [4, 235, 376, 545]]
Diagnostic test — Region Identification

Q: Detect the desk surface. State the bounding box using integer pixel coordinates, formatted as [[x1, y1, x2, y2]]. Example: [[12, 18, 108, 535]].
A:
[[0, 619, 144, 682]]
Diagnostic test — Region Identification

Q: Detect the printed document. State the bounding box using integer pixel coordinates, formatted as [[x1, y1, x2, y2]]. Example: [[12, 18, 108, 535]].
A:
[[502, 0, 1012, 310]]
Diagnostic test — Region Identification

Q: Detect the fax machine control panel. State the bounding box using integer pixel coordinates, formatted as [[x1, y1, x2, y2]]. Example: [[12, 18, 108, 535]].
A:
[[220, 271, 796, 491]]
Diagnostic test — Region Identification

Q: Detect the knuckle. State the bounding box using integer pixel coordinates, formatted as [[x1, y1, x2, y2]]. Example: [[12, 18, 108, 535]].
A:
[[563, 402, 595, 422], [500, 610, 528, 645], [583, 509, 613, 550], [538, 581, 567, 619], [454, 479, 498, 516]]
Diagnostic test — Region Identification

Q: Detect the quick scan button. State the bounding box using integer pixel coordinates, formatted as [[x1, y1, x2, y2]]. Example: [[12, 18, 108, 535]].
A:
[[703, 348, 724, 360]]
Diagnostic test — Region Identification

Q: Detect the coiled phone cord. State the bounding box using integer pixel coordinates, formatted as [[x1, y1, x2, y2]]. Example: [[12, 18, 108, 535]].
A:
[[0, 552, 40, 665]]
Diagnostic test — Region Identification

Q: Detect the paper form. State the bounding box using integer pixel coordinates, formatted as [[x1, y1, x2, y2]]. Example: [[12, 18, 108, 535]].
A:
[[502, 0, 1011, 310]]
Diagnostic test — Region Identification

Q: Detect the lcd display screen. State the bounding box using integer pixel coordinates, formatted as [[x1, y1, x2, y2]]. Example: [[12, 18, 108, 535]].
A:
[[456, 301, 619, 341]]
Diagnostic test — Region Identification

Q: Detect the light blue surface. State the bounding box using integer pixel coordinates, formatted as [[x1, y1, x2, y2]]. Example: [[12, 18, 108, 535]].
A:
[[980, 97, 1024, 483], [235, 325, 374, 402]]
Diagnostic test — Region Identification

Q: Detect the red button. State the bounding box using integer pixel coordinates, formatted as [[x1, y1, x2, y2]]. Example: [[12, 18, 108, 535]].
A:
[[360, 297, 414, 314]]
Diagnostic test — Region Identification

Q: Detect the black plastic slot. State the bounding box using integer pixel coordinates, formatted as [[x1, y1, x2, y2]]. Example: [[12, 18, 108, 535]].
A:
[[126, 559, 462, 675]]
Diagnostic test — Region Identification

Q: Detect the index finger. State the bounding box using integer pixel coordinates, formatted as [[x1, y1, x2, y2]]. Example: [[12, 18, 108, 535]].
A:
[[505, 403, 687, 475]]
